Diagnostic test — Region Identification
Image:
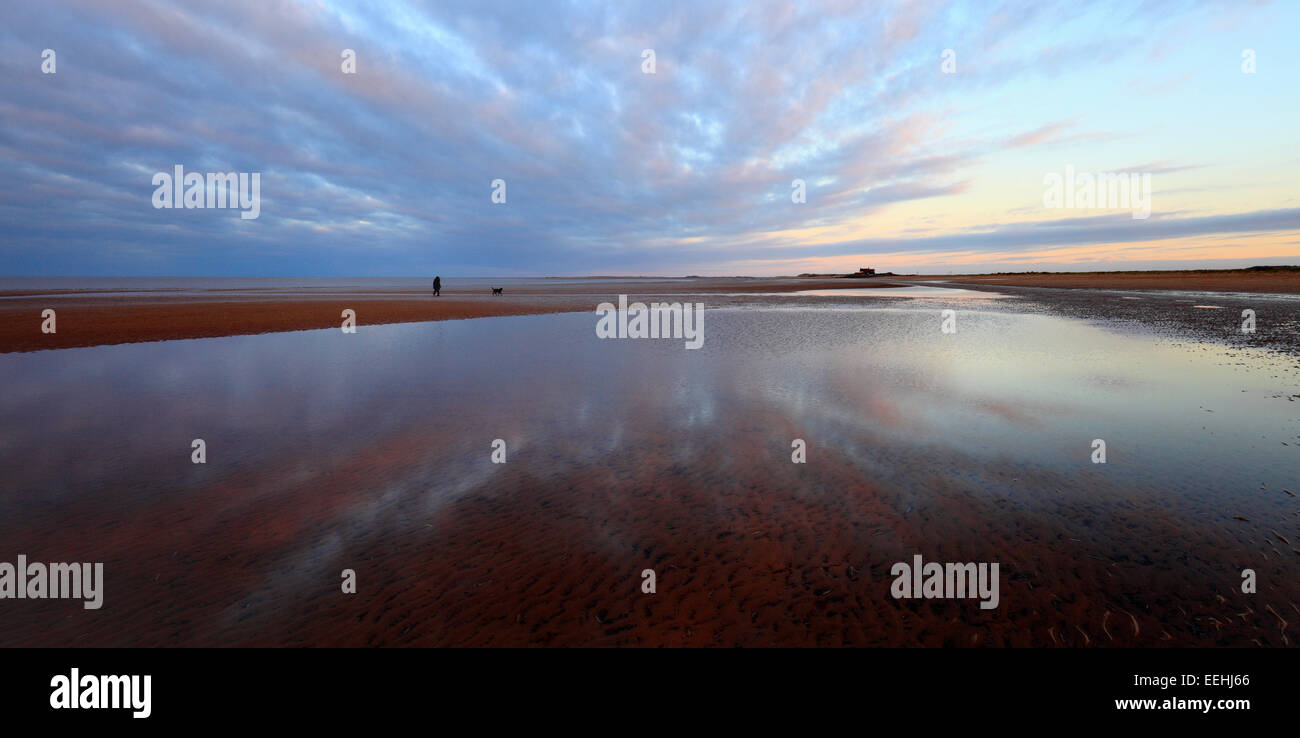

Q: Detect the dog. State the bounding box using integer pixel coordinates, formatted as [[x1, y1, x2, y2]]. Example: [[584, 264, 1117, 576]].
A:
[[492, 287, 503, 295]]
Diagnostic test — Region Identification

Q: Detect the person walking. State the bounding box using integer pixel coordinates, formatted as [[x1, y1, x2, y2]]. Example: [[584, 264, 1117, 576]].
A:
[[433, 276, 441, 296]]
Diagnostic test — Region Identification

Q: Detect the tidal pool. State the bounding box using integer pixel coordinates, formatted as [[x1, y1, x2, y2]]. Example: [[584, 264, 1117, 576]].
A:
[[1, 298, 1295, 646]]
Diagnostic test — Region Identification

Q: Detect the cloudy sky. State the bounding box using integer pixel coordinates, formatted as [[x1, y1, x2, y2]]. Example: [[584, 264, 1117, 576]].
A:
[[2, 0, 1298, 276]]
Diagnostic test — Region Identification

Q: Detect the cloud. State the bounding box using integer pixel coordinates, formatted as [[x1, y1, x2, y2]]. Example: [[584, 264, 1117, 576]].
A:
[[0, 0, 1295, 275], [743, 207, 1300, 262]]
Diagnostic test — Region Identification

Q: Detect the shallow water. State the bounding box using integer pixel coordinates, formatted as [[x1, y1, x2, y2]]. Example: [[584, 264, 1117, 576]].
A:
[[793, 285, 1014, 298], [0, 297, 1296, 646]]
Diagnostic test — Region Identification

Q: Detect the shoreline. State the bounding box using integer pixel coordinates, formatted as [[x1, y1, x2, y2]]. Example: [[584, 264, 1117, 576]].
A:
[[908, 268, 1300, 294], [0, 278, 897, 353], [5, 271, 1300, 356]]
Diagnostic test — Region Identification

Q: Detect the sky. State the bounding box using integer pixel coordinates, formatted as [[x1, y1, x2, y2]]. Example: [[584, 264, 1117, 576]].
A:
[[1, 0, 1298, 277]]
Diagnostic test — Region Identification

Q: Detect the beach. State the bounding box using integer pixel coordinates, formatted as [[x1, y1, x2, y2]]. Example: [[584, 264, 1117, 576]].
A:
[[5, 271, 1300, 355], [0, 278, 896, 353], [1, 279, 1297, 647], [911, 268, 1300, 294]]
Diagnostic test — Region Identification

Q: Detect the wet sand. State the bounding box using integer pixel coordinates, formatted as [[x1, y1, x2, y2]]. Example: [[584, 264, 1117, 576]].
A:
[[2, 278, 1297, 648], [894, 279, 1300, 358], [911, 268, 1300, 294], [7, 271, 1299, 356], [0, 278, 898, 353], [0, 297, 585, 353], [1, 306, 1295, 648], [2, 391, 1293, 648]]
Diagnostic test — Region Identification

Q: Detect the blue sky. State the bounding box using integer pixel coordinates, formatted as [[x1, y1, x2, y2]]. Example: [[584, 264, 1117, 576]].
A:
[[1, 0, 1297, 276]]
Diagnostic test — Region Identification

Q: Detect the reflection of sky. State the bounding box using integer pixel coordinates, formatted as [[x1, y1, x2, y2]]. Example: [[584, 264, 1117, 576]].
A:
[[711, 306, 1299, 493], [3, 302, 1298, 644], [792, 286, 1015, 298], [1, 305, 1295, 523]]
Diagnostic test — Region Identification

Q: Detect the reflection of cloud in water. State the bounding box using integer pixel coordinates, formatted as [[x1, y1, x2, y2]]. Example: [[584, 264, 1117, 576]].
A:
[[2, 307, 1298, 645]]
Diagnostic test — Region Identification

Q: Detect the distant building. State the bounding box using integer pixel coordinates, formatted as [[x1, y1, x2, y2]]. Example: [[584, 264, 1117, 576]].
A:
[[846, 267, 876, 278]]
